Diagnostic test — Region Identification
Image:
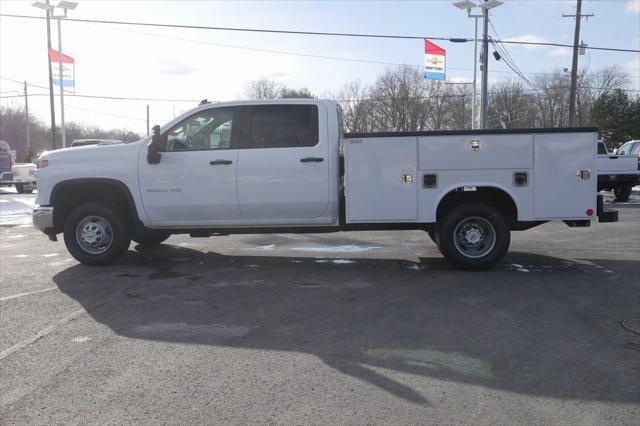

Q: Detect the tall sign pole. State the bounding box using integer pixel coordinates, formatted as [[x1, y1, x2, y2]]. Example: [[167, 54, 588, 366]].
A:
[[57, 18, 67, 148], [45, 0, 57, 149]]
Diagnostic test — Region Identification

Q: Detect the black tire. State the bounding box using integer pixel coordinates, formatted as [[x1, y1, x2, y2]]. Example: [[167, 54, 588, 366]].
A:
[[63, 202, 131, 266], [132, 229, 171, 246], [427, 229, 439, 246], [614, 184, 632, 202], [15, 183, 33, 194], [437, 203, 510, 270]]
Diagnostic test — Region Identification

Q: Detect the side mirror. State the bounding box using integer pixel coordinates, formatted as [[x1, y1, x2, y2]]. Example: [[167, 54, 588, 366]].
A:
[[147, 125, 162, 164]]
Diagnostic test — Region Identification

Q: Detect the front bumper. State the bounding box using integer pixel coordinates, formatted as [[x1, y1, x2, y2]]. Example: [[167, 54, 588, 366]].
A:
[[33, 206, 54, 234]]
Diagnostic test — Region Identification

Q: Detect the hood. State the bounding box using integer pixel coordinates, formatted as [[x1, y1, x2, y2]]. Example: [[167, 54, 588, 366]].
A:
[[39, 137, 149, 162]]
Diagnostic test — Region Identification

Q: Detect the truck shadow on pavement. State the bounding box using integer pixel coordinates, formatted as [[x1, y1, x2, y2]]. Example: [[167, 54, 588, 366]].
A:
[[52, 244, 640, 406]]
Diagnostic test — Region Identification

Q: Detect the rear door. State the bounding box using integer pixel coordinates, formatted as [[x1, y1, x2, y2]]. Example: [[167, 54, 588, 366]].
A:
[[236, 104, 330, 221]]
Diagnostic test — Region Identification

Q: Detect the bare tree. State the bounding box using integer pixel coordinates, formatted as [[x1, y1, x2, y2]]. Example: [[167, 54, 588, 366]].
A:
[[243, 78, 283, 99], [488, 80, 537, 129], [337, 80, 375, 133]]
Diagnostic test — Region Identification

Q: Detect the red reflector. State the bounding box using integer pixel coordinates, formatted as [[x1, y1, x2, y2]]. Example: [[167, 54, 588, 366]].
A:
[[586, 209, 594, 217]]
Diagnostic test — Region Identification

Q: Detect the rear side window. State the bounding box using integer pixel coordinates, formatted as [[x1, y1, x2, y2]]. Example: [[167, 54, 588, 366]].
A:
[[597, 142, 607, 155], [631, 143, 640, 155], [250, 105, 318, 148]]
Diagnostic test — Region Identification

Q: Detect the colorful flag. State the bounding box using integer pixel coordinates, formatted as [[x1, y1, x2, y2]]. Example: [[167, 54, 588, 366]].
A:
[[424, 40, 446, 81], [49, 49, 75, 91]]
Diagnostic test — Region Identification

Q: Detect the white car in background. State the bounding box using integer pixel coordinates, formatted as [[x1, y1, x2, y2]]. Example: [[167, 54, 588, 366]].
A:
[[597, 140, 640, 202]]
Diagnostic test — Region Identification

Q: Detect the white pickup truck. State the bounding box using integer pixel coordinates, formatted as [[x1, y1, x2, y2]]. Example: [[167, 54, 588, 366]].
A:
[[33, 99, 618, 270], [597, 140, 640, 201]]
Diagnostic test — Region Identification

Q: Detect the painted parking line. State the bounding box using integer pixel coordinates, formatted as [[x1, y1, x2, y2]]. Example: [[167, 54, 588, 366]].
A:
[[0, 286, 58, 302]]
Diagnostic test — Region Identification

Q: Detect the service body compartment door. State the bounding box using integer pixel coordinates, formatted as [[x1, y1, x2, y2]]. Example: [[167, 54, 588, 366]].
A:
[[345, 136, 418, 222], [533, 132, 596, 219]]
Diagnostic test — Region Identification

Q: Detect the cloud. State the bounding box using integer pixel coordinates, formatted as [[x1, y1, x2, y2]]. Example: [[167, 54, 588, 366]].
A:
[[447, 77, 472, 84], [625, 58, 640, 73], [626, 0, 640, 13], [504, 34, 546, 50], [156, 61, 197, 75], [549, 47, 571, 57]]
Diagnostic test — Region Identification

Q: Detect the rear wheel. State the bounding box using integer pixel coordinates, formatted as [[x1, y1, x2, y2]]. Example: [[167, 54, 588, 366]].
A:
[[614, 184, 632, 202], [63, 202, 131, 266], [15, 183, 33, 194], [437, 203, 510, 270], [132, 229, 171, 246]]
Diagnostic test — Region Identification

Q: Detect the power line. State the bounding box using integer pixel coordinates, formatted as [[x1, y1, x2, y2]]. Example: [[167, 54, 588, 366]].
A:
[[1, 13, 638, 53], [0, 77, 200, 102]]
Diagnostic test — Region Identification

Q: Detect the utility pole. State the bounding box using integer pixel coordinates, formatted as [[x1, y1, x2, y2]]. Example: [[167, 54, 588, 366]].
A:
[[45, 0, 57, 149], [146, 105, 150, 135], [564, 0, 593, 126], [24, 81, 31, 158], [480, 0, 489, 129]]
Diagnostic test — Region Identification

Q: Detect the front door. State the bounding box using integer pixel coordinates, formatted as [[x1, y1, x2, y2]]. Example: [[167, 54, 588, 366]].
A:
[[236, 104, 330, 221], [138, 107, 242, 226]]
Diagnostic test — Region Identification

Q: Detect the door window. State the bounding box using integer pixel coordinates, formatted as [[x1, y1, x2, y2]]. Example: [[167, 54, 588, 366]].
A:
[[617, 142, 633, 155], [631, 143, 640, 155], [249, 105, 318, 148], [164, 108, 237, 151]]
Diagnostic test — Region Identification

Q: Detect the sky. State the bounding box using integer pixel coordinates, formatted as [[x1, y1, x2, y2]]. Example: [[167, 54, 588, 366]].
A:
[[1, 0, 639, 135]]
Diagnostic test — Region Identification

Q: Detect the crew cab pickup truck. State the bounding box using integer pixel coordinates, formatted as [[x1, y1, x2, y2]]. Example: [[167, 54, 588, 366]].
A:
[[32, 99, 618, 270], [0, 140, 37, 193], [597, 140, 640, 201]]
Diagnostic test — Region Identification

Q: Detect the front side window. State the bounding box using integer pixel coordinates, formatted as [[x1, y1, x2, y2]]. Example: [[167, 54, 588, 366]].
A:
[[250, 105, 318, 149], [617, 142, 632, 155], [165, 108, 236, 151]]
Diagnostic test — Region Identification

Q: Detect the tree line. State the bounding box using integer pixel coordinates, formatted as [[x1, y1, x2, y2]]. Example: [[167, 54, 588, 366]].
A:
[[1, 65, 637, 162], [0, 106, 140, 162], [245, 65, 639, 150]]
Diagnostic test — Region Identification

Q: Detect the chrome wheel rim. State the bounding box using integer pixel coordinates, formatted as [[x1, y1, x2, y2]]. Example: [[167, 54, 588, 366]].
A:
[[453, 216, 496, 259], [76, 215, 113, 255]]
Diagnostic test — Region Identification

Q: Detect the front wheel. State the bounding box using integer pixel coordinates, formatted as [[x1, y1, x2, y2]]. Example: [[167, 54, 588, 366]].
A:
[[614, 184, 632, 202], [63, 202, 131, 266], [437, 203, 510, 270]]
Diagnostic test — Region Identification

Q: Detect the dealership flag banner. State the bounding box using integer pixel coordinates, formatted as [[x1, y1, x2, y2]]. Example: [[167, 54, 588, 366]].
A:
[[424, 39, 446, 80], [49, 49, 75, 92]]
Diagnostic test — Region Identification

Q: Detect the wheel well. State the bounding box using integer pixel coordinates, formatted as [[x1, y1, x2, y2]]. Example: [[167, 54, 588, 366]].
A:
[[436, 187, 518, 224], [51, 179, 138, 233]]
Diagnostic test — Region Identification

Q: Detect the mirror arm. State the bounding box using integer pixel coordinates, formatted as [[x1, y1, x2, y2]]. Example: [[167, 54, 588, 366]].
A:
[[147, 124, 162, 164]]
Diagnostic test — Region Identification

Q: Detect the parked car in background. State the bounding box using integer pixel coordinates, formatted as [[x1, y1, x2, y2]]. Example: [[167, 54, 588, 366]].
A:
[[70, 139, 123, 147], [597, 140, 640, 202], [0, 140, 37, 193]]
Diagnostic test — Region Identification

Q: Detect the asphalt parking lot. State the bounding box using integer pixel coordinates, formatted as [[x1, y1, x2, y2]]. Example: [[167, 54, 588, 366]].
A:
[[1, 188, 639, 424]]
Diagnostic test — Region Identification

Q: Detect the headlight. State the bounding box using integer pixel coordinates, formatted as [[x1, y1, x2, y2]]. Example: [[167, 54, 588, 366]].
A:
[[38, 160, 49, 169]]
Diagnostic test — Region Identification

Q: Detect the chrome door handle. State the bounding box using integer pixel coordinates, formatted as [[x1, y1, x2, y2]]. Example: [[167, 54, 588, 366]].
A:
[[210, 159, 233, 165], [300, 157, 324, 163]]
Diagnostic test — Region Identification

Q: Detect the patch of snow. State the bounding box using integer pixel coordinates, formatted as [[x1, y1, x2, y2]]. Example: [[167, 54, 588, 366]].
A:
[[255, 244, 275, 250], [408, 264, 424, 271], [332, 259, 354, 264], [604, 270, 615, 274], [315, 259, 328, 263], [244, 264, 260, 268], [71, 336, 90, 343], [6, 234, 25, 239], [509, 263, 530, 273], [291, 245, 381, 253], [42, 253, 59, 258], [13, 254, 28, 258]]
